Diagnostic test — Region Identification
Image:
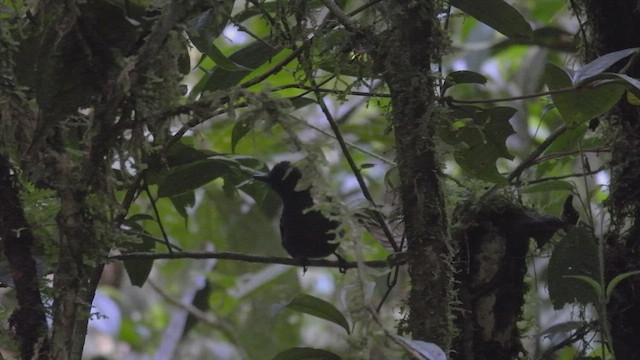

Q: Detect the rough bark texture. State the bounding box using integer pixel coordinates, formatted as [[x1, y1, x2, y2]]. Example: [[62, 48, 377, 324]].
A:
[[0, 155, 49, 358], [2, 0, 191, 357], [381, 1, 454, 348], [580, 1, 640, 359]]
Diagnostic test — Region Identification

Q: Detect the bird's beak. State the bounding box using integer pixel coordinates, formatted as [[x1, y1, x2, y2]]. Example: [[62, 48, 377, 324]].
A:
[[252, 173, 270, 182]]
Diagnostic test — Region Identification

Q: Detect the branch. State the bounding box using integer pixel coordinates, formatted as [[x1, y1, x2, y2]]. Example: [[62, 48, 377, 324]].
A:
[[312, 81, 401, 252], [272, 83, 391, 98], [108, 251, 396, 269], [534, 146, 611, 164], [446, 85, 581, 105], [482, 124, 567, 201], [148, 278, 235, 333], [321, 0, 358, 32], [525, 166, 607, 185], [293, 115, 395, 164], [508, 124, 568, 182]]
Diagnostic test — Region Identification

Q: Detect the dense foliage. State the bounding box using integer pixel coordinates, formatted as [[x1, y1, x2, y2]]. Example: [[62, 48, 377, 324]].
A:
[[1, 0, 639, 359]]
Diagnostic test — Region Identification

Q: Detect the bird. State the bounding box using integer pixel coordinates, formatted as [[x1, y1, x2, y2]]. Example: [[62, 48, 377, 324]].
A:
[[253, 161, 346, 271]]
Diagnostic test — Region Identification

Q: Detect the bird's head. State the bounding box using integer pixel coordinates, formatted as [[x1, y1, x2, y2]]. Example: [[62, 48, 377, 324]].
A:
[[253, 161, 304, 196]]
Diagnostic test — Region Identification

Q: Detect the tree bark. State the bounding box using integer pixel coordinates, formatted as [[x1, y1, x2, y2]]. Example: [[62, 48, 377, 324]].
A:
[[381, 0, 455, 349], [0, 155, 49, 359], [580, 1, 640, 359]]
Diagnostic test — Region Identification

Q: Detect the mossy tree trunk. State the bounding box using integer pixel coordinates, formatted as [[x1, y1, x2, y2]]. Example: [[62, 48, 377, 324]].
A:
[[380, 0, 455, 349], [580, 1, 640, 359]]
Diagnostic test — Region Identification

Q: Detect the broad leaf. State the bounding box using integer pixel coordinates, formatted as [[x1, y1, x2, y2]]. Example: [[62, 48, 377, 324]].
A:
[[450, 0, 533, 40], [169, 191, 195, 222], [286, 294, 350, 334], [165, 140, 217, 167], [577, 72, 640, 99], [440, 105, 516, 184], [122, 226, 156, 287], [442, 70, 487, 94], [202, 41, 283, 92], [544, 63, 625, 126], [231, 113, 260, 153], [522, 181, 575, 194], [157, 157, 239, 198], [573, 47, 639, 83], [185, 4, 242, 71]]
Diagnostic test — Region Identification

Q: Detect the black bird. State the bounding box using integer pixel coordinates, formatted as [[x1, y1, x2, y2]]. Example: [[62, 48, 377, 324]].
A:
[[253, 161, 345, 270]]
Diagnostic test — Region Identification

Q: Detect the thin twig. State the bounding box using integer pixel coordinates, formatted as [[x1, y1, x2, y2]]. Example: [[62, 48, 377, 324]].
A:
[[366, 304, 430, 359], [229, 18, 278, 50], [534, 146, 610, 164], [511, 125, 568, 182], [482, 124, 567, 200], [523, 166, 607, 185], [312, 81, 401, 252], [293, 116, 394, 164], [273, 83, 391, 98], [144, 185, 174, 254], [446, 85, 581, 105]]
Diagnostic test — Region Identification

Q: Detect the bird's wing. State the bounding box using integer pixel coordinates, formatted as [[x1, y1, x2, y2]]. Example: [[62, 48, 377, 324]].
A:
[[279, 217, 286, 243]]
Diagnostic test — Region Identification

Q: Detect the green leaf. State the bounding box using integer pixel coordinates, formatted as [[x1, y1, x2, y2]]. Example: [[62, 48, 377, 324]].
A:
[[544, 63, 626, 126], [548, 227, 600, 309], [206, 44, 251, 71], [574, 47, 639, 83], [286, 294, 350, 334], [123, 231, 156, 287], [169, 191, 195, 222], [605, 270, 640, 302], [157, 157, 239, 198], [289, 97, 317, 109], [442, 70, 487, 94], [577, 72, 640, 99], [202, 41, 283, 92], [563, 275, 602, 299], [125, 214, 155, 223], [522, 181, 575, 194], [125, 257, 154, 287], [440, 105, 516, 184], [231, 114, 259, 153], [542, 123, 588, 155], [185, 4, 242, 71], [272, 347, 341, 360], [165, 140, 217, 167], [449, 0, 533, 40], [490, 27, 578, 54], [628, 88, 640, 104]]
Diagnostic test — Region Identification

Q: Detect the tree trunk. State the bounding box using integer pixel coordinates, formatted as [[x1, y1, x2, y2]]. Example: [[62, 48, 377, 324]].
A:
[[381, 0, 455, 350], [580, 0, 640, 359]]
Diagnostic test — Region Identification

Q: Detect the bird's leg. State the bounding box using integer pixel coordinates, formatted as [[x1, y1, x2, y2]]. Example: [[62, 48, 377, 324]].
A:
[[299, 257, 309, 274], [334, 252, 348, 274]]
